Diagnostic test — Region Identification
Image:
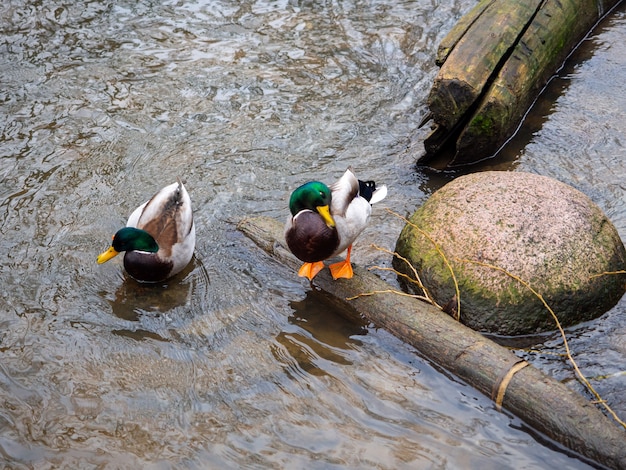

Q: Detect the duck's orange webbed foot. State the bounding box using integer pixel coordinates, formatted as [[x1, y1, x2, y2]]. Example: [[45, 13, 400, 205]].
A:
[[329, 260, 353, 279], [329, 245, 354, 280], [298, 261, 325, 281]]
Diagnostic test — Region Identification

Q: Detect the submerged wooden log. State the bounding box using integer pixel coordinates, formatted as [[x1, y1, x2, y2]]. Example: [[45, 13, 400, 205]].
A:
[[421, 0, 622, 167], [238, 215, 626, 470]]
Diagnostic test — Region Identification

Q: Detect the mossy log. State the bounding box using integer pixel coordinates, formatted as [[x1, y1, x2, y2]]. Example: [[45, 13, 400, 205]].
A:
[[237, 215, 626, 470], [421, 0, 622, 167]]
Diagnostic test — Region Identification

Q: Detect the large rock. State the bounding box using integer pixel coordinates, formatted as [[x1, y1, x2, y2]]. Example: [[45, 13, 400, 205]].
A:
[[394, 171, 626, 335]]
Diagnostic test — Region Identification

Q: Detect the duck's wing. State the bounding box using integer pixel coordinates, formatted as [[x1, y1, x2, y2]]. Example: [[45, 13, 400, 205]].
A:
[[329, 169, 360, 217], [136, 181, 194, 256], [127, 202, 148, 228]]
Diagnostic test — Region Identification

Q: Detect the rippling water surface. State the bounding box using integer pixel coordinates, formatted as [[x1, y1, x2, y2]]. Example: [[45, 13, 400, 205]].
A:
[[0, 0, 624, 467]]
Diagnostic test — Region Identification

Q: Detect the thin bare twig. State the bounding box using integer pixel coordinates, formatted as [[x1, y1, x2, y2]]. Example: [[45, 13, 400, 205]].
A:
[[385, 209, 461, 320], [346, 289, 431, 302], [589, 270, 626, 279], [371, 245, 425, 288], [368, 244, 441, 309], [458, 257, 626, 430]]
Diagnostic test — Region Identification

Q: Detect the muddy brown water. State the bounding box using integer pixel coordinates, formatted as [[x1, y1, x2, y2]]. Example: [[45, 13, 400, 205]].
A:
[[0, 0, 624, 467]]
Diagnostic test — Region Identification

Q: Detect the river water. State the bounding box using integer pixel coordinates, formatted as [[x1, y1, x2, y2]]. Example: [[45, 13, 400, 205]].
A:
[[0, 0, 624, 468]]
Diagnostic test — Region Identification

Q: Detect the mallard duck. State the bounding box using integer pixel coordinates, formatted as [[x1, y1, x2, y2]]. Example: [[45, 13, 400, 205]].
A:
[[285, 168, 387, 280], [97, 179, 195, 282]]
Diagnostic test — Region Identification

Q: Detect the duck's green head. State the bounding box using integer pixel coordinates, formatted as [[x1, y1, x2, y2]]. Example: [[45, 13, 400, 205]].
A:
[[289, 181, 335, 228], [97, 227, 159, 264]]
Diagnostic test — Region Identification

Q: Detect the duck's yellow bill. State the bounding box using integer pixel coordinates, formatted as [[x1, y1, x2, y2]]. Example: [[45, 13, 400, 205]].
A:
[[97, 246, 120, 264], [317, 205, 335, 228]]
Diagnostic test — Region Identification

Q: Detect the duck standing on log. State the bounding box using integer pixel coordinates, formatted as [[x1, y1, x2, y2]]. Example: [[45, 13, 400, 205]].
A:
[[285, 168, 387, 281], [97, 179, 196, 283]]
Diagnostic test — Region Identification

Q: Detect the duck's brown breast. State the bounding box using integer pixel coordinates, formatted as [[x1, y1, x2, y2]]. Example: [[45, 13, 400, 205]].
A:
[[124, 251, 174, 282], [286, 211, 339, 263]]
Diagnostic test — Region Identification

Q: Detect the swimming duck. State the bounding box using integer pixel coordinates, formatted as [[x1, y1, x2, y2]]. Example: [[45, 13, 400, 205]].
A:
[[97, 179, 195, 282], [285, 168, 387, 281]]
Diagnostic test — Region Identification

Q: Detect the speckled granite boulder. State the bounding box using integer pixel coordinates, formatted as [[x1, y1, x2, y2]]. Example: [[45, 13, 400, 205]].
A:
[[394, 171, 626, 335]]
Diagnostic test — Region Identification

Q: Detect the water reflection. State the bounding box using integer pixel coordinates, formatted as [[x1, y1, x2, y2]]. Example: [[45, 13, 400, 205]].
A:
[[275, 289, 368, 376], [103, 260, 200, 322]]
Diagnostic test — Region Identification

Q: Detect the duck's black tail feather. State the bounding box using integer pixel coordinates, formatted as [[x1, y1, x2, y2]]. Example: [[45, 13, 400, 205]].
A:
[[358, 180, 387, 204]]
